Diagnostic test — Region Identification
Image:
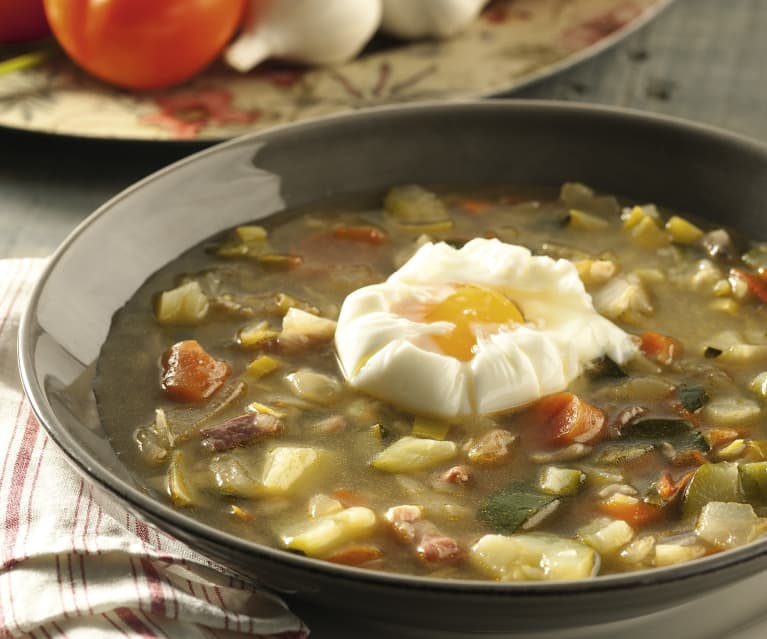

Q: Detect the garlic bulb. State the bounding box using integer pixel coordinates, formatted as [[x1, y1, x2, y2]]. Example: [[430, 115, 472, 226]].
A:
[[380, 0, 489, 39], [226, 0, 383, 72]]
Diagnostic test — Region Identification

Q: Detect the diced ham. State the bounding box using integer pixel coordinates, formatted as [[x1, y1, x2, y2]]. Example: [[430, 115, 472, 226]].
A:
[[385, 505, 462, 565], [441, 465, 473, 485], [200, 413, 283, 451]]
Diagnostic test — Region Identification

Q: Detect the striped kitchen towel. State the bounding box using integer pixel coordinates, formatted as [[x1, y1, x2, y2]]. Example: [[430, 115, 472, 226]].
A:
[[0, 258, 308, 639]]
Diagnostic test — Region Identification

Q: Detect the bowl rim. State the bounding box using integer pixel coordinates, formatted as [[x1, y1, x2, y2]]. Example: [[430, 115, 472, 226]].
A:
[[18, 98, 767, 596]]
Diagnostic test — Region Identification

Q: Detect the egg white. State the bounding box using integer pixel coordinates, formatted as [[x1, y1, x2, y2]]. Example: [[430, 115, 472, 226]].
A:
[[334, 238, 637, 418]]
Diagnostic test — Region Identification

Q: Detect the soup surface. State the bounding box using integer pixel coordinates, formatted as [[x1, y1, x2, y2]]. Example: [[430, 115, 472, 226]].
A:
[[95, 183, 767, 581]]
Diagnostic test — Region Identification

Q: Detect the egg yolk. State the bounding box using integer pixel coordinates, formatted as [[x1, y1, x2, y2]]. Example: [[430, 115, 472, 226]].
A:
[[423, 285, 524, 360]]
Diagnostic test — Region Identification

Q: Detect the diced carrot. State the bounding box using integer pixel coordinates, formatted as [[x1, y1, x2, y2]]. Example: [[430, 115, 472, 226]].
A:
[[732, 269, 767, 303], [670, 449, 709, 467], [702, 428, 740, 449], [325, 544, 382, 566], [456, 197, 491, 215], [530, 392, 607, 446], [655, 469, 695, 501], [639, 331, 681, 365], [331, 488, 368, 508], [161, 340, 231, 403], [333, 225, 388, 244], [598, 494, 665, 528]]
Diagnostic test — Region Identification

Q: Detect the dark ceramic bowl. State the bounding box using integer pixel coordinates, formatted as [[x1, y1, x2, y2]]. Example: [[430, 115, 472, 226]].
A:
[[18, 101, 767, 635]]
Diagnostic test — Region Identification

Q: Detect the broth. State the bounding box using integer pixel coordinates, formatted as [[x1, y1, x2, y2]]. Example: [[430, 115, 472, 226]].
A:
[[95, 183, 767, 581]]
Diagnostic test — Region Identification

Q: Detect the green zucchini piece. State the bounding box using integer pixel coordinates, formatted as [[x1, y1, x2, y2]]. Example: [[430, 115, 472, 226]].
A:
[[621, 418, 709, 453], [677, 384, 709, 413], [585, 356, 628, 381], [595, 443, 655, 466], [478, 482, 557, 534], [682, 462, 743, 520], [739, 462, 767, 502]]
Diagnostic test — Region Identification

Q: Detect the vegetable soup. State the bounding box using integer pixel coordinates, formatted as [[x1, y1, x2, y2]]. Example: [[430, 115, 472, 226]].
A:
[[95, 183, 767, 581]]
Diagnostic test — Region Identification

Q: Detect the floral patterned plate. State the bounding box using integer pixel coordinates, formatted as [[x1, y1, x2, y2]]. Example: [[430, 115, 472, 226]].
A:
[[0, 0, 673, 141]]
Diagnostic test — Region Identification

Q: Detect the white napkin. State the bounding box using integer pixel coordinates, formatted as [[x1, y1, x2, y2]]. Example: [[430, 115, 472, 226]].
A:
[[0, 258, 308, 639]]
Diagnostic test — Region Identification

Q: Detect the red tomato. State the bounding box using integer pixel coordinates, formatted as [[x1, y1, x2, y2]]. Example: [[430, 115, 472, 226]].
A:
[[0, 0, 51, 43], [42, 0, 245, 90]]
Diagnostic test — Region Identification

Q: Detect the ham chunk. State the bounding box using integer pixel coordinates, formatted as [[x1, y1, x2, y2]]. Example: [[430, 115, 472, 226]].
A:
[[385, 505, 462, 565], [200, 413, 283, 451]]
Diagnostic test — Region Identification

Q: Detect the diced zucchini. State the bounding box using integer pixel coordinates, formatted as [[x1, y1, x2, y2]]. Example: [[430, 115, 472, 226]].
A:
[[281, 506, 377, 557], [739, 462, 767, 501], [666, 216, 703, 244], [245, 355, 281, 380], [285, 369, 343, 405], [166, 450, 196, 506], [677, 384, 709, 413], [235, 225, 268, 243], [246, 401, 286, 418], [477, 482, 558, 534], [715, 439, 746, 461], [156, 281, 209, 325], [238, 321, 279, 348], [695, 501, 765, 549], [682, 462, 743, 520], [566, 209, 609, 231], [743, 244, 767, 271], [539, 467, 585, 496], [261, 446, 329, 494], [411, 415, 450, 440], [470, 533, 598, 581], [209, 455, 263, 498], [629, 216, 670, 249], [578, 518, 635, 555], [372, 436, 456, 473]]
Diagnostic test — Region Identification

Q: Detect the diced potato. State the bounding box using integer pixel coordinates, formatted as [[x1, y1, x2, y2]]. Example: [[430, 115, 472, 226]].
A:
[[285, 369, 343, 405], [575, 259, 618, 287], [566, 209, 609, 231], [156, 281, 209, 325], [384, 185, 449, 224], [619, 536, 655, 565], [539, 467, 585, 496], [412, 415, 450, 440], [578, 518, 635, 555], [372, 436, 457, 473], [750, 372, 767, 398], [702, 396, 761, 426], [621, 205, 660, 229], [709, 298, 739, 314], [235, 225, 268, 242], [281, 307, 337, 342], [166, 450, 195, 507], [696, 502, 765, 549], [245, 355, 281, 380], [308, 494, 344, 518], [261, 446, 329, 494], [654, 543, 706, 566], [719, 344, 767, 364], [470, 533, 598, 582], [209, 455, 263, 498], [280, 506, 377, 557], [666, 216, 703, 244], [239, 321, 279, 348]]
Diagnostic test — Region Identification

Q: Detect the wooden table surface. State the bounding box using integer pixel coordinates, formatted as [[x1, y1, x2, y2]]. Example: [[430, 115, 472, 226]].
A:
[[1, 0, 765, 259]]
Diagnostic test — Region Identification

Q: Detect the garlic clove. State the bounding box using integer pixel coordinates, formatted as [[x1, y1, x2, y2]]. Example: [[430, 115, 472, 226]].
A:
[[226, 0, 383, 72], [380, 0, 489, 40]]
